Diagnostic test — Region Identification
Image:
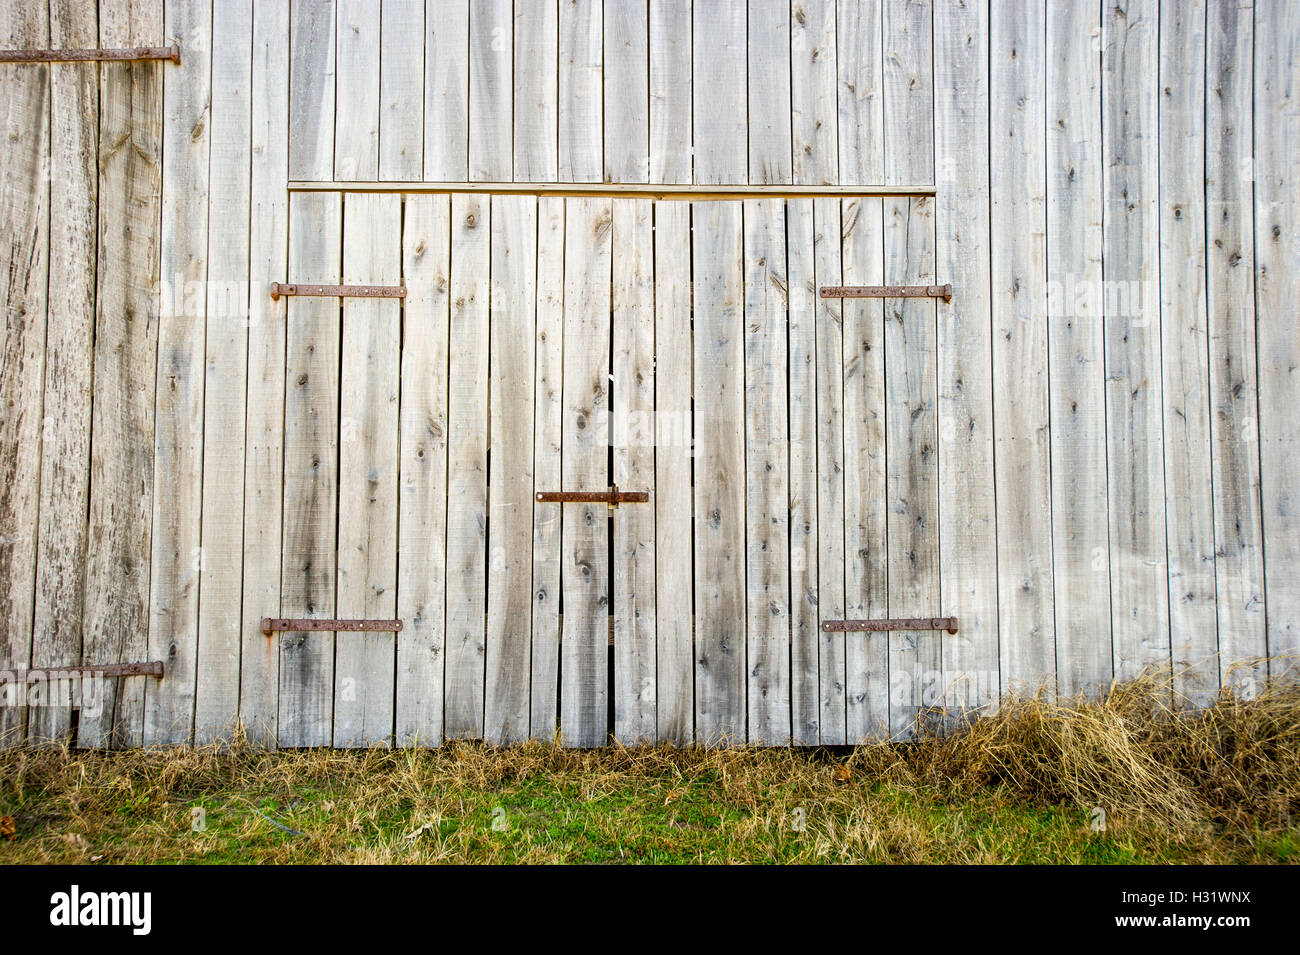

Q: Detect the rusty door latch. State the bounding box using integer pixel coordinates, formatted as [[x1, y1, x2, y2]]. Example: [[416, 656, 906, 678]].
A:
[[822, 616, 959, 634], [262, 618, 404, 636], [535, 484, 650, 510]]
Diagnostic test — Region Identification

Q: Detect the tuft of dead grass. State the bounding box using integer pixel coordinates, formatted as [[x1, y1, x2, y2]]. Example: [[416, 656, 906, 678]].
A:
[[0, 671, 1297, 863]]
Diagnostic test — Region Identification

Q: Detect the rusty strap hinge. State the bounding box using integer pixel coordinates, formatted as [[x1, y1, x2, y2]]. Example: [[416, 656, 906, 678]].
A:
[[820, 284, 953, 303], [535, 484, 650, 509], [262, 618, 404, 636], [0, 661, 164, 681], [0, 45, 180, 64], [269, 283, 407, 301], [822, 616, 959, 634]]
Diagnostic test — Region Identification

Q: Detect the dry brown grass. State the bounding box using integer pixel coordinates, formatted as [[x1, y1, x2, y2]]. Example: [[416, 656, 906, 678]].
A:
[[0, 670, 1297, 864]]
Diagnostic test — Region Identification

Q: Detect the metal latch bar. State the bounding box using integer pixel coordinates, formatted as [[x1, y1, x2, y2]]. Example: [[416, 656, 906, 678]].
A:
[[820, 284, 953, 303], [822, 616, 959, 634], [262, 618, 404, 635], [0, 45, 181, 64], [535, 484, 650, 509], [0, 661, 164, 681], [269, 282, 407, 300]]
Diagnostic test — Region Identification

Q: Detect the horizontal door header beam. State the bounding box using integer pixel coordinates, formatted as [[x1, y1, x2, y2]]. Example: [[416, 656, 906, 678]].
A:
[[0, 45, 180, 64], [288, 181, 937, 199]]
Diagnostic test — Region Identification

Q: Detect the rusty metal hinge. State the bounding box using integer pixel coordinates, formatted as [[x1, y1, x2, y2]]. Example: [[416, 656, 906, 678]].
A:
[[269, 283, 407, 301], [0, 45, 180, 64], [0, 661, 164, 681], [535, 484, 650, 509], [822, 616, 959, 634], [262, 618, 404, 636], [820, 284, 953, 303]]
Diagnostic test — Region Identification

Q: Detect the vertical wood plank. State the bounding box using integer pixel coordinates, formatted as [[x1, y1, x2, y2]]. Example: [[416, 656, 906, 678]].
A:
[[444, 193, 490, 738], [334, 193, 400, 747], [530, 196, 566, 739], [379, 0, 425, 180], [934, 0, 1000, 719], [560, 197, 613, 747], [486, 195, 537, 744], [0, 0, 49, 746], [289, 0, 336, 181], [425, 0, 469, 180], [835, 0, 881, 186], [195, 0, 252, 743], [240, 0, 291, 745], [786, 200, 820, 744], [812, 197, 845, 743], [30, 0, 94, 744], [692, 2, 745, 184], [612, 198, 656, 742], [1206, 0, 1267, 693], [1254, 0, 1300, 673], [560, 0, 603, 181], [514, 0, 558, 180], [335, 0, 380, 179], [396, 194, 451, 746], [79, 0, 161, 749], [470, 0, 512, 180], [653, 200, 693, 743], [744, 198, 791, 744], [649, 0, 691, 183], [279, 192, 341, 748], [1048, 0, 1114, 700], [747, 0, 791, 184], [605, 0, 649, 182], [791, 0, 839, 185], [1103, 0, 1169, 681], [144, 0, 211, 746], [692, 201, 746, 743], [991, 0, 1055, 696], [1157, 0, 1217, 703]]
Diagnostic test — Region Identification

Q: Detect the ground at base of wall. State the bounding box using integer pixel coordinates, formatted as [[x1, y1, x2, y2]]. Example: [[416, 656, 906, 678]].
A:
[[2, 676, 1298, 864]]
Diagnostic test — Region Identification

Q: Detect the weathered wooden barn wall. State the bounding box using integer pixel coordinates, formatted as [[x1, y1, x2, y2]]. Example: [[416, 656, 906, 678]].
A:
[[0, 0, 1297, 747]]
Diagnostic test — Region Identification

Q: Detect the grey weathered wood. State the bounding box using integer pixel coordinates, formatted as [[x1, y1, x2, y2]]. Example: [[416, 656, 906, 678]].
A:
[[144, 0, 212, 746], [786, 199, 820, 744], [289, 0, 336, 181], [813, 197, 846, 744], [530, 196, 565, 740], [692, 1, 745, 184], [194, 0, 251, 743], [0, 0, 49, 747], [747, 0, 791, 184], [841, 196, 888, 741], [744, 199, 791, 744], [649, 0, 691, 183], [793, 0, 840, 185], [279, 192, 341, 748], [560, 0, 603, 181], [396, 194, 451, 746], [560, 197, 613, 746], [1103, 0, 1170, 681], [240, 0, 291, 745], [835, 0, 881, 186], [425, 0, 469, 180], [379, 0, 424, 180], [485, 195, 537, 744], [334, 193, 400, 747], [513, 0, 558, 180], [469, 0, 511, 181], [1206, 0, 1267, 695], [335, 0, 380, 179], [605, 0, 649, 182], [444, 193, 490, 738], [990, 0, 1055, 698], [29, 0, 95, 745], [612, 198, 657, 742], [79, 0, 161, 749], [1254, 0, 1300, 675], [1157, 0, 1217, 704], [653, 200, 693, 744], [1047, 0, 1114, 701], [693, 201, 746, 743]]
